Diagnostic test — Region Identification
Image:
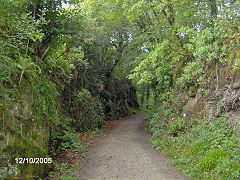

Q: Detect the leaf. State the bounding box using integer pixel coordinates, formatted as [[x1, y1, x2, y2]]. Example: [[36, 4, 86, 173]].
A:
[[109, 155, 115, 159]]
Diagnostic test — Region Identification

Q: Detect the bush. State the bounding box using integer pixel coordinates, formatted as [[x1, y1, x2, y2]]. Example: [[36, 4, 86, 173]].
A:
[[49, 115, 88, 153]]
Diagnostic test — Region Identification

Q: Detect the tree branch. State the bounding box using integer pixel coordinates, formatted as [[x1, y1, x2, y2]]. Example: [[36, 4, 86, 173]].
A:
[[41, 46, 51, 60]]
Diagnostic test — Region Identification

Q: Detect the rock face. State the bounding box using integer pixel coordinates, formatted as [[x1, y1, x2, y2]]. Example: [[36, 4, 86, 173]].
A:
[[183, 79, 240, 129], [205, 79, 240, 128], [220, 81, 240, 128], [183, 95, 207, 122], [208, 98, 218, 122], [0, 91, 52, 179]]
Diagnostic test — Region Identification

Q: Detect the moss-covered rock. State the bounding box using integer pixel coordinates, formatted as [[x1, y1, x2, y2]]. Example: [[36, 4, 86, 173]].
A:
[[2, 139, 52, 179]]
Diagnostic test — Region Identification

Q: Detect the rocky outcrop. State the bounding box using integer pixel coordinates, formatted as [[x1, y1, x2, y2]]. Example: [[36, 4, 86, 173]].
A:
[[207, 98, 218, 122], [182, 79, 240, 129], [0, 91, 52, 179], [220, 81, 240, 128]]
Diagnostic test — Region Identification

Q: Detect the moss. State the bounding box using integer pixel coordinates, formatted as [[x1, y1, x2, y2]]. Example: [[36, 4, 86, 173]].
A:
[[2, 138, 52, 178]]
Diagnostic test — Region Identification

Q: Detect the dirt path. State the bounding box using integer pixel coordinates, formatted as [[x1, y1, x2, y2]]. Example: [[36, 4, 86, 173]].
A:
[[77, 114, 189, 180]]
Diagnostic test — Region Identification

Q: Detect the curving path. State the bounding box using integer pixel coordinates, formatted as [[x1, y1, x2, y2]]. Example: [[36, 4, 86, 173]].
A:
[[77, 114, 189, 180]]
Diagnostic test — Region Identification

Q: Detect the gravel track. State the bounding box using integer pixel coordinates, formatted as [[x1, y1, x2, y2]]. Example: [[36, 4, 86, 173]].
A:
[[77, 114, 189, 180]]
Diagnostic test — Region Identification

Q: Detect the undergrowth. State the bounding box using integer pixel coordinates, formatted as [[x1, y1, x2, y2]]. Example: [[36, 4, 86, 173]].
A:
[[48, 127, 100, 179], [148, 112, 240, 179]]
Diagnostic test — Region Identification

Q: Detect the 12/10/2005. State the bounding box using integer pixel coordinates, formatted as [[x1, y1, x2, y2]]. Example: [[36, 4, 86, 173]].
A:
[[15, 158, 52, 164]]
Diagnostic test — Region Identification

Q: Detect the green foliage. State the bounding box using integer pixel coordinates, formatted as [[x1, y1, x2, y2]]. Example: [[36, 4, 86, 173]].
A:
[[50, 115, 89, 153], [147, 114, 168, 138], [148, 114, 240, 179], [129, 40, 173, 89], [67, 89, 105, 131], [0, 2, 44, 88], [32, 79, 58, 122], [176, 60, 205, 88], [168, 117, 187, 136], [58, 131, 87, 153], [177, 18, 239, 91], [127, 0, 240, 101]]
